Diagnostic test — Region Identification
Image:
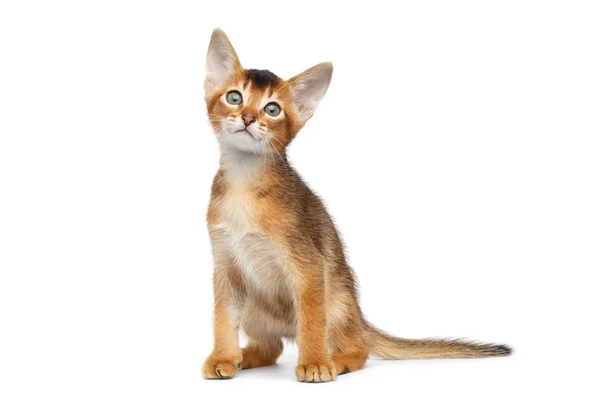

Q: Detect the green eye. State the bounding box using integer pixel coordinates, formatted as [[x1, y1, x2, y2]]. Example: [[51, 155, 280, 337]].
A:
[[226, 91, 242, 105], [264, 102, 281, 117]]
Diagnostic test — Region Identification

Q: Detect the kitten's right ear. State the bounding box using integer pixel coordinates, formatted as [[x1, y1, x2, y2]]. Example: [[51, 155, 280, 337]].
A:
[[205, 29, 241, 91]]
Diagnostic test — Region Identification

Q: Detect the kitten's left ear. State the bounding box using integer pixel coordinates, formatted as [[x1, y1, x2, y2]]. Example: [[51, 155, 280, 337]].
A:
[[205, 28, 241, 91], [287, 62, 333, 124]]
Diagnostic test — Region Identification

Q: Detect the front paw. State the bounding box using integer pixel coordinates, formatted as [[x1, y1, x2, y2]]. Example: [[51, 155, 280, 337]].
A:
[[202, 354, 242, 380], [295, 360, 337, 383]]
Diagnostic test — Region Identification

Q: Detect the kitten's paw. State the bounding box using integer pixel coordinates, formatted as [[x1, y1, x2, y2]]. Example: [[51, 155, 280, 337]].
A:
[[295, 361, 337, 383], [202, 354, 242, 380]]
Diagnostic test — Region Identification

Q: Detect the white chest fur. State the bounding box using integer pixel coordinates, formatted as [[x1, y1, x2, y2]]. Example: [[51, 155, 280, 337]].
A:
[[211, 190, 291, 297], [229, 231, 290, 296]]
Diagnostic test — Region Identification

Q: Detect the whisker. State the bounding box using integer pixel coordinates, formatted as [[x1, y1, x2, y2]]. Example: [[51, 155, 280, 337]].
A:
[[263, 132, 290, 176], [274, 79, 296, 93]]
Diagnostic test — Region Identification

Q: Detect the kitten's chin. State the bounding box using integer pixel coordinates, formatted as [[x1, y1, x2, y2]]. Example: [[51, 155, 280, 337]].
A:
[[220, 131, 264, 154]]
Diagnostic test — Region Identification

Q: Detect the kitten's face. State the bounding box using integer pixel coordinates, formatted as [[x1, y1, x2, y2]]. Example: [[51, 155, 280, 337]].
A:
[[206, 69, 301, 154], [204, 29, 332, 155]]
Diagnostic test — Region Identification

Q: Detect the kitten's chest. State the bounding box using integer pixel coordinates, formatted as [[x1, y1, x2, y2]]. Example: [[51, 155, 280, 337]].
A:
[[212, 191, 289, 294]]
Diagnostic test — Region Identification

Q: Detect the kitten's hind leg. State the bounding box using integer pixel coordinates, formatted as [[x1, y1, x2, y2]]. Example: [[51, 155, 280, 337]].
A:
[[329, 320, 369, 375], [242, 337, 284, 369], [331, 352, 368, 375]]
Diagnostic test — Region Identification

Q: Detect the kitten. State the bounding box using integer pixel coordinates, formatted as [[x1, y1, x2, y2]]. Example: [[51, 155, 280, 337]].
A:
[[202, 29, 511, 383]]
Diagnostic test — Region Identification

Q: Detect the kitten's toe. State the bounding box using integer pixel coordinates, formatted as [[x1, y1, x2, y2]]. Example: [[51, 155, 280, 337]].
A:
[[295, 361, 337, 383]]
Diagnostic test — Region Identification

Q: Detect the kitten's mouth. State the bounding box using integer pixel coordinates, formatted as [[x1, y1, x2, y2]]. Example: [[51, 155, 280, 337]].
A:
[[233, 128, 256, 140]]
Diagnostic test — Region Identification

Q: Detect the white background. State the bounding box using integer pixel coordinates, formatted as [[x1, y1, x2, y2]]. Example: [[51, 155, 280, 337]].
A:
[[1, 1, 599, 399]]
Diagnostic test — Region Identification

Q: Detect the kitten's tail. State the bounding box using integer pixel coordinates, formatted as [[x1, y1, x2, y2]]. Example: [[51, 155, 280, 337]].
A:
[[365, 322, 512, 359]]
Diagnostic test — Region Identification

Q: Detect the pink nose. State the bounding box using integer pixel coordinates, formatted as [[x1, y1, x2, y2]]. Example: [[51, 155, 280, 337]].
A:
[[242, 114, 256, 126]]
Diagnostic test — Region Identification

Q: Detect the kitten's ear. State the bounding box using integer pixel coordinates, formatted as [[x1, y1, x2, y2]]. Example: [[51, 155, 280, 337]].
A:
[[287, 62, 333, 123], [205, 29, 241, 91]]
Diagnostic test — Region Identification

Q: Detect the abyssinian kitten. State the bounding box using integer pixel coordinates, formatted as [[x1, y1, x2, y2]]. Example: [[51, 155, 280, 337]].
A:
[[202, 29, 511, 383]]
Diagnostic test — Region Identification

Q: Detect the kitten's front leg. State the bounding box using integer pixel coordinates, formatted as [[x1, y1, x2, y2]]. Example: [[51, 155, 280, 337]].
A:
[[289, 248, 337, 383], [202, 233, 243, 380]]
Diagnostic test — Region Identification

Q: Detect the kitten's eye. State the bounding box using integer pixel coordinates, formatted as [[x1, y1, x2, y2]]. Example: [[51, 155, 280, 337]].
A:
[[264, 102, 281, 117], [226, 91, 242, 105]]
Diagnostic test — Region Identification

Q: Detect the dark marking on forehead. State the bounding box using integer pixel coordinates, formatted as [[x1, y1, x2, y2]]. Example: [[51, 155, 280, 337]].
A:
[[246, 69, 282, 90]]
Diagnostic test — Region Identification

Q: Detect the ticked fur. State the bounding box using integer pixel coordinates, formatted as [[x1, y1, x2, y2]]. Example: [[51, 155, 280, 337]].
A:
[[202, 29, 511, 383]]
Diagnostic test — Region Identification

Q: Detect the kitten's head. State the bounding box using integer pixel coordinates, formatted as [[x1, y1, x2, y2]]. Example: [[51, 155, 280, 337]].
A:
[[204, 29, 332, 154]]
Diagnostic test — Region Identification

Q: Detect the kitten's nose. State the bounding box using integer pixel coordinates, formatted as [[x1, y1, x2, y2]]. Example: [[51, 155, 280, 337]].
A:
[[242, 114, 256, 126]]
